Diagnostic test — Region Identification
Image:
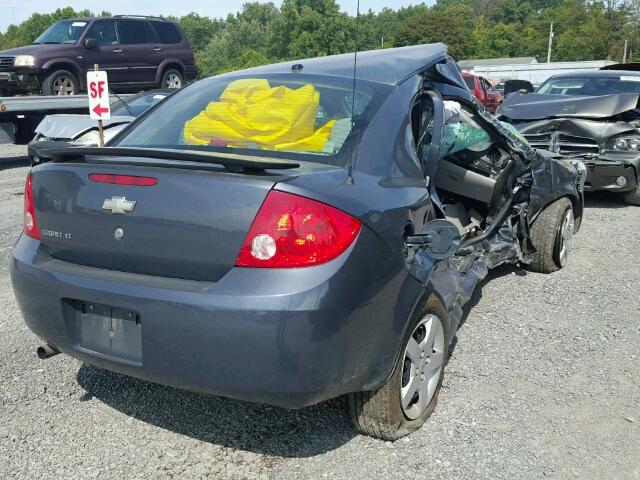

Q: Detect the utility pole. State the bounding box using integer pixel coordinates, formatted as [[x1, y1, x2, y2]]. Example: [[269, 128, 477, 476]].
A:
[[547, 22, 554, 63], [623, 39, 628, 63]]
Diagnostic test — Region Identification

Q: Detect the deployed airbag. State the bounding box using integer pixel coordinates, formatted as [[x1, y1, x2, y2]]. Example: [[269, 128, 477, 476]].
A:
[[183, 78, 336, 152]]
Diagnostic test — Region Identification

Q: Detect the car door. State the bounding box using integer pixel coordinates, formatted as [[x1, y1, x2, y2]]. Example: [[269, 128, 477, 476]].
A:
[[79, 19, 129, 84], [115, 19, 163, 85]]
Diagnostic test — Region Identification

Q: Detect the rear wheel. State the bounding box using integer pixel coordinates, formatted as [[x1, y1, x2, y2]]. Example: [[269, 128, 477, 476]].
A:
[[42, 70, 79, 96], [527, 197, 574, 273], [348, 304, 448, 441], [161, 69, 183, 89], [624, 185, 640, 206]]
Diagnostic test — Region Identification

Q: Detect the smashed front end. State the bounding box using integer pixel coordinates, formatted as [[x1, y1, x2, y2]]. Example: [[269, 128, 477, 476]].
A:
[[499, 93, 640, 194]]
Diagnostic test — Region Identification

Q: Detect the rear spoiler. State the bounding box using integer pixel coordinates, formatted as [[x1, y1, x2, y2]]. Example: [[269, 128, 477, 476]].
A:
[[37, 146, 301, 172]]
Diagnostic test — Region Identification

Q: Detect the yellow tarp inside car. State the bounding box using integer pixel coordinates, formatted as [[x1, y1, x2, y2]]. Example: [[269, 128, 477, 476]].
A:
[[183, 78, 336, 152]]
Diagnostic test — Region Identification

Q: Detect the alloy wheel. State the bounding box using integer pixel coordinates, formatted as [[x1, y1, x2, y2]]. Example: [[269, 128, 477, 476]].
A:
[[165, 73, 182, 89], [400, 314, 445, 420], [54, 76, 76, 95], [556, 209, 574, 267]]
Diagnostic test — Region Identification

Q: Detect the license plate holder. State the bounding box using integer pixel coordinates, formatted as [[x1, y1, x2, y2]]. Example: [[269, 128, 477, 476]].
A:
[[74, 301, 142, 364]]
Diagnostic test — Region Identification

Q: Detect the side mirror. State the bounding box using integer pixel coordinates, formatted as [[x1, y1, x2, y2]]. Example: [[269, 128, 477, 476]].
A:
[[504, 80, 534, 96], [405, 219, 461, 260], [84, 38, 98, 49]]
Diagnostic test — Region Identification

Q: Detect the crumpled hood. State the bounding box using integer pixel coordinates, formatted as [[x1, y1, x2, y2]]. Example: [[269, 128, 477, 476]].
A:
[[500, 93, 640, 120], [514, 117, 638, 142], [35, 115, 134, 140]]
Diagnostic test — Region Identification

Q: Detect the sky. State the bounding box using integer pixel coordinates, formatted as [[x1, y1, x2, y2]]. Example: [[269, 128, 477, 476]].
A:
[[0, 1, 419, 34]]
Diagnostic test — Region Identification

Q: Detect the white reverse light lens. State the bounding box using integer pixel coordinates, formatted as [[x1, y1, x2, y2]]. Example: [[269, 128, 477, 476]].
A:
[[24, 211, 34, 231], [13, 55, 35, 67], [616, 176, 628, 187], [250, 234, 276, 260]]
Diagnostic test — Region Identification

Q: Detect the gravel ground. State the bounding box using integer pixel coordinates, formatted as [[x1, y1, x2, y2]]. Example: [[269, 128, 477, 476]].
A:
[[0, 150, 638, 480]]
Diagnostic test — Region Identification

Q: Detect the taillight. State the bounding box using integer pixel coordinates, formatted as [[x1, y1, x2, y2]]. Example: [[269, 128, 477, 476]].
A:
[[236, 190, 361, 268], [24, 174, 40, 240], [89, 173, 157, 186]]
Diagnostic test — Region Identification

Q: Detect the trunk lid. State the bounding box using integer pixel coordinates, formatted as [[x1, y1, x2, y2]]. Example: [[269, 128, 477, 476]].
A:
[[32, 162, 282, 282]]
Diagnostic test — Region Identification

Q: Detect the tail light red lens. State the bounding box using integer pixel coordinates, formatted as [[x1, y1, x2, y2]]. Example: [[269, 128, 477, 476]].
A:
[[24, 174, 40, 240], [236, 190, 361, 268], [89, 173, 157, 186]]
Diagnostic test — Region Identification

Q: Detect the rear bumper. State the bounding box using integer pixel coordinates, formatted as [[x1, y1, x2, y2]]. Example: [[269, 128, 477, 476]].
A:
[[10, 231, 421, 409], [583, 158, 638, 192]]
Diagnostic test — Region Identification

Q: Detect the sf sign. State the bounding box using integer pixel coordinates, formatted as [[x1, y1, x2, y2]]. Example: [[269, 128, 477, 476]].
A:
[[87, 70, 111, 120]]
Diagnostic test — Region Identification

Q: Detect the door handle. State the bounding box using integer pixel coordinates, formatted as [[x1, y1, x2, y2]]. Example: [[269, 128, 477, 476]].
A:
[[113, 48, 123, 54], [153, 47, 163, 53]]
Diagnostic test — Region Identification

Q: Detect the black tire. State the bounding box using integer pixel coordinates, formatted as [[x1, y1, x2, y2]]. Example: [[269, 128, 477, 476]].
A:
[[348, 299, 449, 441], [42, 70, 79, 96], [526, 197, 574, 273], [624, 185, 640, 206], [160, 68, 183, 89]]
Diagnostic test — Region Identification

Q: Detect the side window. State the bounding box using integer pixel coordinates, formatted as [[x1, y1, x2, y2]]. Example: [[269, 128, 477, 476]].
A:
[[151, 22, 182, 44], [440, 103, 494, 158], [483, 79, 493, 91], [117, 20, 151, 45], [86, 20, 118, 46]]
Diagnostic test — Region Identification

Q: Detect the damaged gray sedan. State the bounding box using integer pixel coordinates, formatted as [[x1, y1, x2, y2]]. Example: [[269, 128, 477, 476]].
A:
[[12, 44, 584, 441], [499, 70, 640, 205]]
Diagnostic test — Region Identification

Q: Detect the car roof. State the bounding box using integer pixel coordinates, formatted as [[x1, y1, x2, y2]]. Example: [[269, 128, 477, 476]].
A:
[[548, 70, 640, 79], [223, 43, 448, 86]]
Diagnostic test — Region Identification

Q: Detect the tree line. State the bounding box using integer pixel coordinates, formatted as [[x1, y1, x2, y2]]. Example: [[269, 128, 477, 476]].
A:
[[0, 0, 638, 77]]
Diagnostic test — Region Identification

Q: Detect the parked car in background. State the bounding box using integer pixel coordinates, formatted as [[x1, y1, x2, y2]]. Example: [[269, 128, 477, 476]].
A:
[[11, 44, 584, 441], [498, 70, 640, 205], [0, 16, 196, 96], [462, 72, 503, 113], [28, 89, 173, 163]]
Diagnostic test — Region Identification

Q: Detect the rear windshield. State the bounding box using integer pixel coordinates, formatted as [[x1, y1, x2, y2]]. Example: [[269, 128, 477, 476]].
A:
[[34, 20, 88, 44], [537, 75, 640, 95], [112, 92, 169, 117], [114, 74, 392, 166]]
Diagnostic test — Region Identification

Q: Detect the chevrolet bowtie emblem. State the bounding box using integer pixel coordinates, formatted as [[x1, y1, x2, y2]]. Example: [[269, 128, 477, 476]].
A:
[[102, 196, 136, 215]]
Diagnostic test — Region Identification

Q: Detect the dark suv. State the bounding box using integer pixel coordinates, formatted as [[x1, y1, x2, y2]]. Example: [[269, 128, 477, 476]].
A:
[[0, 15, 197, 96]]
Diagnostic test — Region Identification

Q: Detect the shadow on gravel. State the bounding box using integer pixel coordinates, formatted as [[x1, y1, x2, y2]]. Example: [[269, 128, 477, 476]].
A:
[[0, 156, 29, 171], [76, 364, 357, 457], [449, 263, 526, 356], [583, 191, 629, 209]]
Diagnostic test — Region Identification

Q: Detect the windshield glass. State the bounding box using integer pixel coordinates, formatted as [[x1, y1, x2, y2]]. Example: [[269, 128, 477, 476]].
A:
[[114, 74, 392, 166], [34, 20, 88, 44], [537, 75, 640, 95], [112, 92, 170, 117]]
